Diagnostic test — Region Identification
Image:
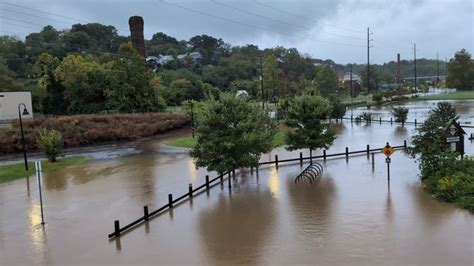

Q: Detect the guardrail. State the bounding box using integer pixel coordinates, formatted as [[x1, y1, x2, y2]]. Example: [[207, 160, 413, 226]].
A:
[[108, 141, 408, 239]]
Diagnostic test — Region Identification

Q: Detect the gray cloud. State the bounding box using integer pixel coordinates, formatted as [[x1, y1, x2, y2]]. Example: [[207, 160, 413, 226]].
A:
[[0, 0, 472, 64]]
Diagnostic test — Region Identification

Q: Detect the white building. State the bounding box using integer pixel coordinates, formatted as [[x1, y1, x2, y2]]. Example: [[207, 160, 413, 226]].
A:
[[0, 91, 33, 122]]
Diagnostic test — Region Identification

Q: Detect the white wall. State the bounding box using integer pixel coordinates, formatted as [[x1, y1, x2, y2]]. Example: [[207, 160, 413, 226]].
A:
[[0, 91, 33, 122]]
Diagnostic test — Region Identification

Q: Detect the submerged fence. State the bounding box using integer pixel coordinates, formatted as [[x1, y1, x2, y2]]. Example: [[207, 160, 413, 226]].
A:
[[108, 141, 408, 239], [337, 116, 474, 128]]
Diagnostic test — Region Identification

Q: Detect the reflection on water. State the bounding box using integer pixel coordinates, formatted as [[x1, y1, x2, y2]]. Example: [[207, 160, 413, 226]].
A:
[[199, 190, 276, 265], [385, 183, 394, 223], [267, 166, 279, 198], [394, 126, 408, 138], [287, 175, 336, 247]]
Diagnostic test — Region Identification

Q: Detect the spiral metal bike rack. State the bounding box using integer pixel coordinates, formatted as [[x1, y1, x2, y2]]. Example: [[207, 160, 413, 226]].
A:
[[295, 162, 324, 184]]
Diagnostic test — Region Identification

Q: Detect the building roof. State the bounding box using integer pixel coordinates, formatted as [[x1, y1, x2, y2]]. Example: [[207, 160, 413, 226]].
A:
[[342, 73, 361, 82]]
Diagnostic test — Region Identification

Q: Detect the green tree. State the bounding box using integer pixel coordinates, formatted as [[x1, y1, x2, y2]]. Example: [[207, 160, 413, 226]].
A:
[[391, 106, 409, 127], [190, 93, 276, 174], [55, 54, 108, 113], [106, 43, 166, 112], [263, 54, 283, 102], [314, 65, 339, 96], [34, 53, 68, 114], [330, 98, 346, 120], [411, 102, 457, 178], [284, 94, 336, 160], [446, 49, 474, 91], [0, 56, 22, 91]]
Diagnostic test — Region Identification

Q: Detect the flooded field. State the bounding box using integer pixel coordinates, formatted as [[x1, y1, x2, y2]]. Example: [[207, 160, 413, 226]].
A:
[[1, 100, 473, 265]]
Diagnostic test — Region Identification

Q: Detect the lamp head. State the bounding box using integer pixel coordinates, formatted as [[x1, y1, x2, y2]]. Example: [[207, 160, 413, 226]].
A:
[[22, 107, 29, 116]]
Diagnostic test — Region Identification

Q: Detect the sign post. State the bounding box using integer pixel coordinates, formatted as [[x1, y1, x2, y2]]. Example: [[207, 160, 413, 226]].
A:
[[445, 119, 466, 160], [382, 142, 395, 182], [35, 161, 45, 225]]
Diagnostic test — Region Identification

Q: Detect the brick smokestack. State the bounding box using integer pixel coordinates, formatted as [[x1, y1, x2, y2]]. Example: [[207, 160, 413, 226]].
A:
[[396, 53, 401, 83], [128, 16, 146, 58]]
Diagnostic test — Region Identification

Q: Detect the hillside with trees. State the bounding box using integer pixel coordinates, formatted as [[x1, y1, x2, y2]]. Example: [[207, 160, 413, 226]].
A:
[[0, 23, 466, 115]]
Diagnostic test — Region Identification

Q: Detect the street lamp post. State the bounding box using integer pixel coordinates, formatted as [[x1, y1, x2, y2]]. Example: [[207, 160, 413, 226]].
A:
[[188, 99, 195, 139], [18, 103, 30, 171]]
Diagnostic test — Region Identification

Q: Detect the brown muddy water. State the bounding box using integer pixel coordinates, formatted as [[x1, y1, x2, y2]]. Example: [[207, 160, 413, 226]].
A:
[[1, 101, 473, 265]]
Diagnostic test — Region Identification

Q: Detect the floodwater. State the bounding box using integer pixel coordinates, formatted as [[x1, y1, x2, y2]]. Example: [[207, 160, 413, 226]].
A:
[[1, 101, 473, 265]]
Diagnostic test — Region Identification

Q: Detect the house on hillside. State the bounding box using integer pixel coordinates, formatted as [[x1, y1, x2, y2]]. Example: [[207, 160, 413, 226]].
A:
[[341, 72, 362, 97], [146, 52, 203, 70]]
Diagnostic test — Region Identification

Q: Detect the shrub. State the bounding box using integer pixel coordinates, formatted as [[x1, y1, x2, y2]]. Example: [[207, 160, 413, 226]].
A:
[[37, 128, 64, 162], [391, 106, 409, 126], [372, 93, 383, 103], [356, 112, 372, 123], [1, 113, 189, 154]]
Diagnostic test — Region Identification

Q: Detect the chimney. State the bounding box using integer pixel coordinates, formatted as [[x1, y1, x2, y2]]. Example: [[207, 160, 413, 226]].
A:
[[128, 16, 146, 58], [396, 53, 401, 84]]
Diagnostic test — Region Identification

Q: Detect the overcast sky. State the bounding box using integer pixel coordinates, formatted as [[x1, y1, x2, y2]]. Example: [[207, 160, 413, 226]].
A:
[[1, 0, 472, 64]]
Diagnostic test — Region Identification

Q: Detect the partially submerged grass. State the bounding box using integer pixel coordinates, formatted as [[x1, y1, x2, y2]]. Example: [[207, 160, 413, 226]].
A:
[[0, 156, 90, 183], [166, 130, 288, 149], [417, 91, 474, 100]]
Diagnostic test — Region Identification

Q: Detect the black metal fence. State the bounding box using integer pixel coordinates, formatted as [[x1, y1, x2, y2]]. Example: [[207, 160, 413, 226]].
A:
[[336, 116, 474, 128], [108, 140, 408, 239]]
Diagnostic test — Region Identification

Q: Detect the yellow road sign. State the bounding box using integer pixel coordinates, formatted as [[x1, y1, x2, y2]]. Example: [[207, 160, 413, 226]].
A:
[[382, 143, 395, 157]]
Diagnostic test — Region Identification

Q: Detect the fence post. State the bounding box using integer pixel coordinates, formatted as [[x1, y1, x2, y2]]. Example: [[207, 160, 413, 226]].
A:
[[168, 194, 173, 209], [299, 152, 303, 166], [220, 173, 223, 182], [379, 117, 382, 124], [228, 172, 231, 188], [114, 220, 120, 237], [275, 155, 279, 169], [323, 150, 327, 161], [144, 206, 149, 221], [351, 115, 353, 122], [189, 183, 193, 197], [390, 117, 393, 125], [345, 147, 349, 160], [415, 119, 417, 127], [232, 169, 235, 177], [404, 140, 407, 151], [366, 144, 370, 158], [205, 175, 210, 190], [251, 167, 253, 174]]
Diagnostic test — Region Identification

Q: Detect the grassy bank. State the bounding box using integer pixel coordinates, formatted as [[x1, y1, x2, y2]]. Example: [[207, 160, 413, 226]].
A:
[[417, 91, 474, 100], [166, 131, 287, 149], [0, 156, 90, 183], [0, 113, 189, 154]]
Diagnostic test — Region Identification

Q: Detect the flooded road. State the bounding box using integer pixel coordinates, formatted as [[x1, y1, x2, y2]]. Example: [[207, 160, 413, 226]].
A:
[[1, 101, 473, 265]]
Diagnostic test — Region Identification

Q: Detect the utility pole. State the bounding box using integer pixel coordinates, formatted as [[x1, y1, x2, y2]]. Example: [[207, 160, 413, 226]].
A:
[[436, 52, 440, 86], [367, 27, 370, 94], [413, 43, 417, 90], [350, 64, 353, 118], [445, 57, 448, 77], [260, 57, 264, 110]]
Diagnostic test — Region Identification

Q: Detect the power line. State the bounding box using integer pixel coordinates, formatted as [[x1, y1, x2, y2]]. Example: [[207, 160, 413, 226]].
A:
[[1, 7, 77, 26], [0, 2, 129, 35], [254, 1, 365, 34], [157, 0, 365, 48], [213, 0, 365, 41], [0, 1, 90, 23]]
